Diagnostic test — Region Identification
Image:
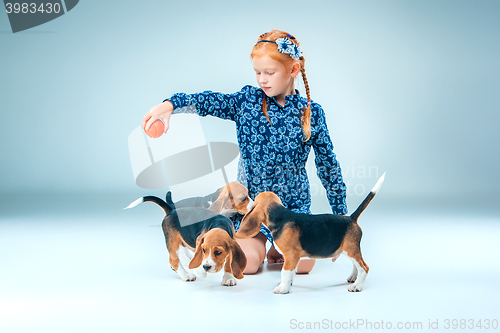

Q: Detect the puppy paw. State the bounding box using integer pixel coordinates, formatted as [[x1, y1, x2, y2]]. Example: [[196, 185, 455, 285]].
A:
[[221, 272, 237, 286], [221, 277, 237, 287], [348, 284, 363, 292], [184, 274, 197, 282], [178, 271, 197, 282], [347, 275, 357, 283], [273, 283, 291, 294]]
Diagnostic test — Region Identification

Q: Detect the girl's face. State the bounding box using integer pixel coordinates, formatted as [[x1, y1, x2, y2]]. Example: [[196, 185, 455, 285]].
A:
[[253, 55, 296, 105]]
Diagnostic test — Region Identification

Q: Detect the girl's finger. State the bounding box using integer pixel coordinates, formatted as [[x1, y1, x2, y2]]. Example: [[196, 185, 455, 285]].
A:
[[145, 117, 156, 131], [142, 114, 152, 129]]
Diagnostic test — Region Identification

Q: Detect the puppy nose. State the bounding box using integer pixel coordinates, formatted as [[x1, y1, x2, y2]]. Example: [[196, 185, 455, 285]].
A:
[[203, 265, 212, 272]]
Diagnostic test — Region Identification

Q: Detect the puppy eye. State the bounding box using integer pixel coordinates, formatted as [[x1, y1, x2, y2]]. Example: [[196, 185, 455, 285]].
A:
[[214, 250, 222, 256], [202, 248, 206, 253]]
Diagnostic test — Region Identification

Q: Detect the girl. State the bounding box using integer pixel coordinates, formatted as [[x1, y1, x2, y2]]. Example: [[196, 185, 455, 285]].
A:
[[143, 30, 348, 274]]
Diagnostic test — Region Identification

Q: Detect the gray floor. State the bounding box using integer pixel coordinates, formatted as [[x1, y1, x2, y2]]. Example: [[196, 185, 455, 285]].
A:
[[1, 194, 499, 332]]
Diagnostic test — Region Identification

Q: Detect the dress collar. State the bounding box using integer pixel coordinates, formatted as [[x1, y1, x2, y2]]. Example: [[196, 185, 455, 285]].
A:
[[286, 89, 302, 101], [260, 88, 305, 108]]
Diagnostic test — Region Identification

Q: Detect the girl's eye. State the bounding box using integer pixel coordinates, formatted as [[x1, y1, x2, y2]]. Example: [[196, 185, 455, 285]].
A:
[[266, 72, 275, 75]]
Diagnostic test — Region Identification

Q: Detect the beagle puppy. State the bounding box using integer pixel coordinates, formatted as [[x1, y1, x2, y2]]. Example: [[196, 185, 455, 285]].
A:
[[125, 192, 247, 286], [236, 173, 385, 294], [174, 181, 253, 218]]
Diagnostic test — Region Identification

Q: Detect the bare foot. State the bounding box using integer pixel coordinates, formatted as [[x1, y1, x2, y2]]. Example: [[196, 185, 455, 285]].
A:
[[266, 245, 284, 263]]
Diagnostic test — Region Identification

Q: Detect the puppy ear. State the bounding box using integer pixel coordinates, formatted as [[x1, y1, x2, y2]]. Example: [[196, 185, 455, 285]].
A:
[[208, 196, 224, 213], [188, 236, 204, 269], [208, 185, 228, 214], [235, 204, 264, 239], [229, 240, 247, 279]]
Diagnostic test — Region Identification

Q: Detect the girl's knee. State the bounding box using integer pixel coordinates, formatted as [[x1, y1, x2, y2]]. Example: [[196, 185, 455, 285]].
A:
[[235, 232, 267, 274], [243, 253, 264, 274]]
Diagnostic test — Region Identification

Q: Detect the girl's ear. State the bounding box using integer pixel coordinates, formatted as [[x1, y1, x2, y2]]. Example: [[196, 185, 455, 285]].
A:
[[291, 62, 301, 78], [229, 240, 247, 279], [235, 204, 264, 239], [189, 236, 205, 269]]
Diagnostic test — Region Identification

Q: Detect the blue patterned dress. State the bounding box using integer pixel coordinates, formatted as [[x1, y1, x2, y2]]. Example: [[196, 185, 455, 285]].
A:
[[165, 85, 347, 243]]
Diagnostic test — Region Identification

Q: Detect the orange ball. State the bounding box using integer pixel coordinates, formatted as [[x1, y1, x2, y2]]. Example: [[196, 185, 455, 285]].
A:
[[144, 119, 165, 138]]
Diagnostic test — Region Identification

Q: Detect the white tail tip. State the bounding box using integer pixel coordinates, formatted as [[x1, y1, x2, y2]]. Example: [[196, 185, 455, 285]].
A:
[[124, 197, 144, 210], [371, 172, 386, 194]]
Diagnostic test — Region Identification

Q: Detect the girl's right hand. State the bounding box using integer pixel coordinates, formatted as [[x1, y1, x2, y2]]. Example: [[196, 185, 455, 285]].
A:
[[142, 100, 174, 134], [266, 245, 284, 263]]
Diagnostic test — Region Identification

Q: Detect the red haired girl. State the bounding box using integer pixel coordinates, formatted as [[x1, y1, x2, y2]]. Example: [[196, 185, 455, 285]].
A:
[[143, 30, 347, 275]]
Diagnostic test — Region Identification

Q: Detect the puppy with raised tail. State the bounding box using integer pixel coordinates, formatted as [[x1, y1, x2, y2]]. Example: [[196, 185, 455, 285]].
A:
[[125, 192, 247, 286], [235, 173, 385, 294]]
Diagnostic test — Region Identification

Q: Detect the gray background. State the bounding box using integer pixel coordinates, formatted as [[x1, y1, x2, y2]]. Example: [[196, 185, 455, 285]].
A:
[[1, 0, 499, 206], [1, 2, 500, 332]]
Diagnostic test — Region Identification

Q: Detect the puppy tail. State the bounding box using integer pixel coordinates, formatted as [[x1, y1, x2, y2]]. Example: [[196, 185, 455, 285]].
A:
[[349, 172, 385, 222], [124, 194, 174, 216], [165, 192, 175, 209]]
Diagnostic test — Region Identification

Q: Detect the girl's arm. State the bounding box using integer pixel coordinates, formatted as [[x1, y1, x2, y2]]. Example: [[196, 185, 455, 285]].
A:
[[311, 105, 348, 215], [143, 86, 253, 133]]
